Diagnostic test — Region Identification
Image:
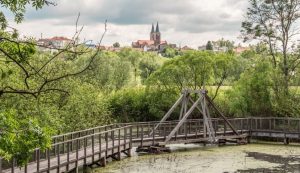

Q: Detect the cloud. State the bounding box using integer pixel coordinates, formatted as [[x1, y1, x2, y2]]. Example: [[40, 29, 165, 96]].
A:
[[4, 0, 250, 47]]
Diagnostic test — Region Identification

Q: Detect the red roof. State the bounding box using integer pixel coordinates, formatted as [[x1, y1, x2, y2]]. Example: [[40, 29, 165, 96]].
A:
[[38, 36, 72, 42], [134, 40, 167, 46], [137, 40, 155, 45], [50, 37, 71, 41]]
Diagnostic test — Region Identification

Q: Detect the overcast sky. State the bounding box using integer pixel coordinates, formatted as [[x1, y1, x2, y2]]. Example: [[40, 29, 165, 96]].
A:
[[4, 0, 249, 48]]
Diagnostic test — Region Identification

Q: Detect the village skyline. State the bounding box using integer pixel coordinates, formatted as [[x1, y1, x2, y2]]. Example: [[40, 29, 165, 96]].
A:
[[2, 0, 249, 48]]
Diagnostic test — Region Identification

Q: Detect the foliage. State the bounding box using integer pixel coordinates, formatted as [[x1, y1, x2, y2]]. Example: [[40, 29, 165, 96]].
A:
[[0, 109, 52, 165], [108, 87, 178, 122], [148, 51, 238, 100], [242, 0, 300, 95], [227, 57, 273, 117], [113, 42, 120, 48], [206, 41, 213, 50], [58, 80, 114, 132], [0, 0, 54, 28]]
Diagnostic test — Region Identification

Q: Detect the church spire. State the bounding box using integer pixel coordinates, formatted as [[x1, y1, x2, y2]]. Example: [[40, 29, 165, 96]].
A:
[[156, 22, 160, 32], [151, 23, 154, 33]]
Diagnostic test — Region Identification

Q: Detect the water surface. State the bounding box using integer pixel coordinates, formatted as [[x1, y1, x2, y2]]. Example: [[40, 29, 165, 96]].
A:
[[93, 143, 300, 173]]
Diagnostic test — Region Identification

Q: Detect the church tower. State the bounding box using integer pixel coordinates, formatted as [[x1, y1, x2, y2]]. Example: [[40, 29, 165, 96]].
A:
[[154, 22, 161, 45], [150, 23, 155, 41], [150, 22, 161, 46]]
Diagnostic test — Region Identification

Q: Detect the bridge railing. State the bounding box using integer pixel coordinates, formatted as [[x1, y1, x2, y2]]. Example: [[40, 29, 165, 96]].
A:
[[2, 125, 133, 173], [3, 117, 300, 173], [248, 117, 300, 133]]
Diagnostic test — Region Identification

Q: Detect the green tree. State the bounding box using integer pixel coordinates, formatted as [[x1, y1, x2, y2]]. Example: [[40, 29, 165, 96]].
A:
[[227, 58, 273, 117], [242, 0, 300, 95], [113, 42, 120, 48], [206, 41, 213, 50], [0, 0, 54, 28], [0, 110, 51, 166]]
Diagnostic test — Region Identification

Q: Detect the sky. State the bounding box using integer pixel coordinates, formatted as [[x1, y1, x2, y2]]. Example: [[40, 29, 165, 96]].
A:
[[4, 0, 249, 48]]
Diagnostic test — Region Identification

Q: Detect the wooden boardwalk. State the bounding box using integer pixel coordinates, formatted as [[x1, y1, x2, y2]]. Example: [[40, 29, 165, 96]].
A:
[[2, 117, 300, 173]]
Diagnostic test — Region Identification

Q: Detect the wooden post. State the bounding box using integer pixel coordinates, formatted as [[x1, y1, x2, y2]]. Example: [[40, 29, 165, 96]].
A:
[[99, 133, 102, 160], [130, 126, 133, 149], [112, 131, 115, 154], [57, 145, 60, 173], [224, 121, 227, 136], [164, 96, 202, 143], [62, 135, 65, 153], [118, 129, 121, 160], [137, 124, 139, 138], [37, 149, 40, 173], [11, 158, 15, 173], [124, 128, 127, 150], [164, 124, 166, 140], [67, 141, 70, 171], [76, 139, 79, 169], [47, 149, 50, 173], [92, 135, 95, 163], [185, 122, 188, 140], [84, 137, 87, 165], [298, 120, 300, 138], [105, 132, 108, 158], [152, 124, 155, 145], [141, 125, 144, 147]]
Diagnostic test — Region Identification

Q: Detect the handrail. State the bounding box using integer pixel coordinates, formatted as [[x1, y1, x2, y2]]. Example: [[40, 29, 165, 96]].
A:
[[52, 125, 132, 147]]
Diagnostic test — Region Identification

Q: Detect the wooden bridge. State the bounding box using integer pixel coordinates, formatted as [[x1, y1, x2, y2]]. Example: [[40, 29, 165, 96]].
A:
[[2, 117, 300, 173], [2, 90, 300, 173]]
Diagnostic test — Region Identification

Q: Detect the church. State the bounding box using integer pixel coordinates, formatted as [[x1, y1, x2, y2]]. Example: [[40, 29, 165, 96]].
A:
[[132, 22, 168, 51]]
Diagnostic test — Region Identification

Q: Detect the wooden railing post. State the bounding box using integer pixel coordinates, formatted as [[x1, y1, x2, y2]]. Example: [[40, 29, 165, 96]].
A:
[[105, 132, 108, 158], [57, 145, 60, 173], [71, 134, 74, 151], [11, 158, 15, 173], [76, 139, 79, 169], [99, 133, 102, 159], [298, 120, 300, 138], [130, 126, 133, 149], [118, 129, 121, 160], [47, 149, 50, 173], [92, 134, 95, 163], [37, 149, 40, 173], [84, 137, 87, 165], [152, 124, 155, 145], [112, 131, 115, 154], [141, 125, 144, 147], [223, 121, 226, 136], [62, 135, 65, 153], [67, 141, 70, 171], [124, 128, 127, 150]]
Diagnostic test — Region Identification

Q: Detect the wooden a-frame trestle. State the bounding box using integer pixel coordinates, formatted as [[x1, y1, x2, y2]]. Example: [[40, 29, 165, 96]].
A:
[[151, 89, 239, 144]]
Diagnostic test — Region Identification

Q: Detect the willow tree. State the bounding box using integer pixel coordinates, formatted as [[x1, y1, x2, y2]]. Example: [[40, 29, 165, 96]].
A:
[[241, 0, 300, 95]]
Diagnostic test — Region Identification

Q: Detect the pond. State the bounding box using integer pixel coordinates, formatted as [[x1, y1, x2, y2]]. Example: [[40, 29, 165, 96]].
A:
[[92, 143, 300, 173]]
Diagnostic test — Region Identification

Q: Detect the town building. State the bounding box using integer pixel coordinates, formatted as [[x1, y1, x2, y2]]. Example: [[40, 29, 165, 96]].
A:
[[233, 46, 250, 54], [37, 37, 74, 52], [132, 22, 168, 52]]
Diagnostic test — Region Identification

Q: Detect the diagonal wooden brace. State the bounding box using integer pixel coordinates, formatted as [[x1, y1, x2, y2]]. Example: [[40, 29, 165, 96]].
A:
[[164, 96, 202, 143]]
